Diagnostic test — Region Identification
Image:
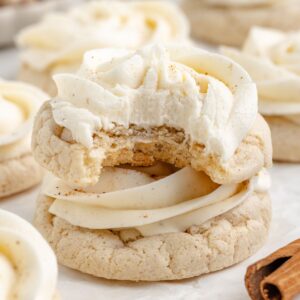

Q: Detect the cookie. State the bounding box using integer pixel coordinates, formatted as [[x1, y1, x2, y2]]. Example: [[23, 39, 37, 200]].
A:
[[0, 80, 48, 198], [35, 191, 271, 281], [265, 116, 300, 162], [221, 27, 300, 162], [0, 208, 58, 298], [0, 154, 43, 198], [18, 64, 57, 98], [17, 1, 190, 96], [182, 0, 300, 46]]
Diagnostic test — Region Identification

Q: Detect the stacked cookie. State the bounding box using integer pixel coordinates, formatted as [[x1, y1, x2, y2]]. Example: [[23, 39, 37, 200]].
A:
[[31, 44, 273, 281], [0, 80, 48, 198], [222, 27, 300, 161]]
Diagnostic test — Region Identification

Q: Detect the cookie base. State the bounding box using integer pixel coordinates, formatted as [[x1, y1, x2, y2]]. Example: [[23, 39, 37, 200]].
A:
[[265, 116, 300, 162], [0, 154, 43, 198], [35, 192, 271, 281], [181, 1, 300, 46]]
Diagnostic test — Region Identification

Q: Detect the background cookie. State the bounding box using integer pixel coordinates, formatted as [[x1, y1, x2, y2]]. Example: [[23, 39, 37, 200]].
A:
[[35, 192, 271, 281], [265, 116, 300, 162], [0, 154, 43, 198], [18, 64, 56, 97], [0, 80, 48, 198], [181, 0, 300, 46]]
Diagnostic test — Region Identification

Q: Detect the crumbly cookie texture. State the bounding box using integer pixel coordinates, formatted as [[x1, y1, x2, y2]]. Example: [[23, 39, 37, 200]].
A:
[[265, 116, 300, 162], [35, 192, 271, 281], [0, 154, 43, 198], [181, 1, 300, 46], [18, 64, 57, 97], [32, 102, 272, 187]]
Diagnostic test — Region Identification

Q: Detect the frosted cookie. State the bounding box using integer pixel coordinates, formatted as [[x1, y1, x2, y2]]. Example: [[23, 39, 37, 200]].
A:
[[181, 0, 300, 46], [0, 80, 48, 198], [0, 208, 58, 299], [32, 44, 273, 281], [222, 27, 300, 161], [17, 0, 190, 96]]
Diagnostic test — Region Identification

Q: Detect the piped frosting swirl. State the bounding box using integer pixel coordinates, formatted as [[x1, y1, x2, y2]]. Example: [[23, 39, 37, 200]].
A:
[[50, 44, 257, 161], [17, 1, 190, 73], [0, 209, 58, 300], [222, 27, 300, 116], [0, 80, 48, 162]]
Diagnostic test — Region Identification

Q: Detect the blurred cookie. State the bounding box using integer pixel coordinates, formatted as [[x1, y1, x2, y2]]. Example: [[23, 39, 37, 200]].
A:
[[17, 1, 190, 96], [0, 80, 48, 198], [182, 0, 300, 46], [222, 27, 300, 161], [0, 208, 58, 298]]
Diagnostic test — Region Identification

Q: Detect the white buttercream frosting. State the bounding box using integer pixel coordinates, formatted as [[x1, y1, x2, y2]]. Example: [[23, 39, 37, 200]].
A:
[[222, 27, 300, 116], [0, 209, 57, 300], [51, 44, 257, 161], [202, 0, 286, 7], [42, 165, 270, 237], [17, 1, 190, 72], [0, 80, 48, 162]]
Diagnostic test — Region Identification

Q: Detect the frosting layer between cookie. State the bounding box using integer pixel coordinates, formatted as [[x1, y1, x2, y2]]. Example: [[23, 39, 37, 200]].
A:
[[0, 80, 48, 162], [17, 1, 189, 73], [50, 44, 257, 161], [222, 27, 300, 116], [42, 166, 270, 237], [0, 209, 57, 300]]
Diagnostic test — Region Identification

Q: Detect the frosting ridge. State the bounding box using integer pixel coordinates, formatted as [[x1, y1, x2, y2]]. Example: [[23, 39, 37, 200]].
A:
[[0, 80, 48, 161], [222, 27, 300, 116], [43, 166, 270, 237], [0, 209, 57, 300]]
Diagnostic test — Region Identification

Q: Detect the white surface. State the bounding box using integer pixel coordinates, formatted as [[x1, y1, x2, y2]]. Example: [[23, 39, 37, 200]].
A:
[[0, 49, 300, 300]]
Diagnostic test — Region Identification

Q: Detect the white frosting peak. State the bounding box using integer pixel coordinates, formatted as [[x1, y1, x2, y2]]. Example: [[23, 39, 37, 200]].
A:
[[222, 27, 300, 116], [52, 45, 257, 161], [17, 1, 190, 72], [0, 209, 57, 300]]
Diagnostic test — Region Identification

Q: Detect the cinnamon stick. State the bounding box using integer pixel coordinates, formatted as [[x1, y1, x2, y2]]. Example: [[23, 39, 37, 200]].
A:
[[245, 239, 300, 300]]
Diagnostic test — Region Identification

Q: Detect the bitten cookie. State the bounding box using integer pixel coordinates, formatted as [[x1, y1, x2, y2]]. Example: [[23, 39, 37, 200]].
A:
[[17, 0, 190, 96], [0, 80, 48, 198], [222, 27, 300, 162], [182, 0, 300, 46], [32, 44, 273, 281]]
